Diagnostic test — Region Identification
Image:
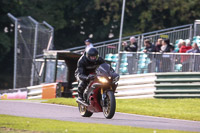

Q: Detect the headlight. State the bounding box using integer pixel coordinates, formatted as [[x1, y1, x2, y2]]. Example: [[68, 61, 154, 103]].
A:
[[97, 76, 108, 83]]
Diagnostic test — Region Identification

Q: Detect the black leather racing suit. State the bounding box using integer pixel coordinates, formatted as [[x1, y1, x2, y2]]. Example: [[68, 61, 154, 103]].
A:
[[75, 54, 105, 96]]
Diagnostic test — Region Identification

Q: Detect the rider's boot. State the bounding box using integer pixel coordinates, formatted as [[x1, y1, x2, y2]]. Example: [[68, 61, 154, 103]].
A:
[[78, 92, 83, 101], [77, 83, 86, 101]]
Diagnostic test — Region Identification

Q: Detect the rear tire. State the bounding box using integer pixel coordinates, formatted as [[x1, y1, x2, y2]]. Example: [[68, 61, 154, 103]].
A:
[[78, 103, 93, 117], [103, 91, 116, 119]]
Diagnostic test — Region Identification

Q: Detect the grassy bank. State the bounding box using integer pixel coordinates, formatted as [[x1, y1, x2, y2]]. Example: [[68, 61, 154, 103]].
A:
[[0, 115, 194, 133], [44, 98, 200, 121]]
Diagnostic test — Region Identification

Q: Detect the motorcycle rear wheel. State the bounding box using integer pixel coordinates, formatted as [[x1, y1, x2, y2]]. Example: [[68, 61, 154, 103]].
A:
[[78, 103, 93, 117], [103, 91, 116, 119]]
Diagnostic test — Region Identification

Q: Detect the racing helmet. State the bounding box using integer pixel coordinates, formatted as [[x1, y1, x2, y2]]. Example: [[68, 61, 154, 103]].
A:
[[86, 48, 99, 62]]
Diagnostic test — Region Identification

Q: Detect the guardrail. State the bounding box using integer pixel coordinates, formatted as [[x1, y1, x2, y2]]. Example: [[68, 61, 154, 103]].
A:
[[154, 72, 200, 98], [0, 88, 27, 99], [72, 72, 200, 99], [27, 83, 58, 99], [116, 73, 156, 99]]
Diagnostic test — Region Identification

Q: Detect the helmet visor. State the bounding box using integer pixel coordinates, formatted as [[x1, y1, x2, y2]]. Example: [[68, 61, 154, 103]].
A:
[[89, 55, 97, 61]]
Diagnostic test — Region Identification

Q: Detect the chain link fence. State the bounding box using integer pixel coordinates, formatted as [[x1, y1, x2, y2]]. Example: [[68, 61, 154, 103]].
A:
[[8, 14, 53, 88]]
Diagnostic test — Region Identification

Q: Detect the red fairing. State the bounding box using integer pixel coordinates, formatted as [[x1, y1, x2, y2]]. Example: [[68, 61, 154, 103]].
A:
[[87, 82, 102, 112]]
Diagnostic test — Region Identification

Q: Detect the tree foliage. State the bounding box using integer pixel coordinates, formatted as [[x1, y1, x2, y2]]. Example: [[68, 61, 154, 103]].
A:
[[1, 0, 200, 89]]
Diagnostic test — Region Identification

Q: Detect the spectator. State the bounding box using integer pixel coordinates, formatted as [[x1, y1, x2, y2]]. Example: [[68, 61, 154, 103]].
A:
[[174, 40, 183, 53], [155, 38, 163, 52], [160, 38, 174, 53], [122, 36, 138, 52], [85, 39, 94, 52], [179, 40, 192, 72], [155, 38, 163, 72], [142, 39, 156, 72], [186, 43, 200, 71], [122, 36, 138, 74], [179, 41, 187, 53], [186, 42, 200, 53], [186, 40, 192, 51], [159, 39, 174, 72], [143, 39, 156, 53]]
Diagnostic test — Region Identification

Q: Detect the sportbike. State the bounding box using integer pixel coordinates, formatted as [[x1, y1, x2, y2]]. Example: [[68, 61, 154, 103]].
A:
[[76, 63, 119, 119]]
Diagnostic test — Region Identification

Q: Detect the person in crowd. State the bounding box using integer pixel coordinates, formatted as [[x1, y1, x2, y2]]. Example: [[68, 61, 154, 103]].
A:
[[143, 39, 156, 53], [122, 36, 138, 74], [186, 43, 200, 71], [85, 39, 94, 52], [142, 39, 156, 72], [186, 42, 200, 53], [122, 36, 138, 52], [75, 48, 105, 100], [159, 39, 174, 72], [160, 38, 174, 53], [179, 40, 192, 72], [186, 40, 192, 51], [155, 38, 163, 52], [155, 38, 163, 72], [174, 40, 183, 53], [179, 41, 192, 53]]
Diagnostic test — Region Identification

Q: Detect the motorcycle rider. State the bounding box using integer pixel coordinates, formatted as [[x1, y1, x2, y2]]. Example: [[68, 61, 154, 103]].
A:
[[75, 48, 105, 100]]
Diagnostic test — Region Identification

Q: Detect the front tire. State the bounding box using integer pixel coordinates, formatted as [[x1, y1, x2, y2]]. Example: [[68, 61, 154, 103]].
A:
[[103, 91, 116, 119], [78, 103, 93, 117]]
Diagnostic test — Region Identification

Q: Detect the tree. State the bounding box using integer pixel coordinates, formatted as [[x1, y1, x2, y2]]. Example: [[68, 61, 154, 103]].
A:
[[1, 0, 200, 89]]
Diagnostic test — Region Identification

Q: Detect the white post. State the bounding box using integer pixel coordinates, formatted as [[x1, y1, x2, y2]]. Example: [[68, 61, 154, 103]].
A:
[[39, 21, 54, 77], [28, 16, 39, 86], [116, 0, 126, 73], [43, 21, 54, 50], [194, 20, 200, 36], [7, 13, 18, 89]]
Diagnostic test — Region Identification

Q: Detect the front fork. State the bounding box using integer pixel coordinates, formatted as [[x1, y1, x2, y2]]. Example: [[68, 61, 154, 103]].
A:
[[101, 88, 107, 107]]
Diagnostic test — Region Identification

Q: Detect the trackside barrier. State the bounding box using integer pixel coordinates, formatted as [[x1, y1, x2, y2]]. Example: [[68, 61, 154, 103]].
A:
[[0, 88, 27, 99], [71, 73, 157, 99], [154, 72, 200, 98], [116, 73, 156, 99], [27, 83, 58, 99], [72, 72, 200, 99]]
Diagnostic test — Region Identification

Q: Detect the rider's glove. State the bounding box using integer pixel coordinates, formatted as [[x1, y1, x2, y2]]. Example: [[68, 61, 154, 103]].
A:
[[87, 74, 95, 81]]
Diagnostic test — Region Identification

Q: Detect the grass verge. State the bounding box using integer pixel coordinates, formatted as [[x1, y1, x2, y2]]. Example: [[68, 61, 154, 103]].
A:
[[43, 98, 200, 121], [0, 114, 195, 133]]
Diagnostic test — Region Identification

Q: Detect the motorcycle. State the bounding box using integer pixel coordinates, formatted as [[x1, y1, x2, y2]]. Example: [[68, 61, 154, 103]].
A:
[[76, 63, 120, 119]]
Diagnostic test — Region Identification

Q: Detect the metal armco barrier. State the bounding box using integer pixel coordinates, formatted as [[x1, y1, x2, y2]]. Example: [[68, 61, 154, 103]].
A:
[[27, 83, 58, 99], [72, 72, 200, 99], [116, 73, 156, 99], [154, 72, 200, 98], [0, 88, 27, 99]]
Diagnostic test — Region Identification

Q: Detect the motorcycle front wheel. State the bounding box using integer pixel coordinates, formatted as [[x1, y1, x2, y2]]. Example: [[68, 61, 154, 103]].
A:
[[78, 103, 93, 117], [103, 91, 116, 119]]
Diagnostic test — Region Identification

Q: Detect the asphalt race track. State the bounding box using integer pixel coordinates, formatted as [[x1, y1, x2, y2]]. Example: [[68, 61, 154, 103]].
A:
[[0, 100, 200, 132]]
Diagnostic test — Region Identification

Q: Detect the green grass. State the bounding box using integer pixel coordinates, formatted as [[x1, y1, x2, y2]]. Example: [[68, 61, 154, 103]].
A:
[[44, 98, 200, 121], [0, 114, 196, 133], [116, 98, 200, 121]]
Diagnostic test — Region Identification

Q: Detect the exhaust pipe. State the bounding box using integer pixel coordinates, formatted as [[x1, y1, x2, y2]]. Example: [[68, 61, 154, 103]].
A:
[[76, 99, 89, 107]]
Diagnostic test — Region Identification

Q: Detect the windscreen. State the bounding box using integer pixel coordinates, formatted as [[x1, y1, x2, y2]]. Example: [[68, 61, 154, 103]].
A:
[[96, 63, 112, 76]]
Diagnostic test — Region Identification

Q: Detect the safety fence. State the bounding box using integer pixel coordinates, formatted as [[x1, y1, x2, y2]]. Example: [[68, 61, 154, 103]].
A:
[[8, 13, 54, 88], [106, 52, 200, 75]]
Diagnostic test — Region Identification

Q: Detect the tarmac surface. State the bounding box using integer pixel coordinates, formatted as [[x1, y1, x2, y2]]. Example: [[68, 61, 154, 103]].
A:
[[0, 100, 200, 132]]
